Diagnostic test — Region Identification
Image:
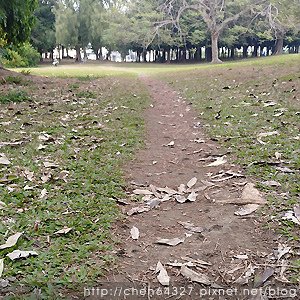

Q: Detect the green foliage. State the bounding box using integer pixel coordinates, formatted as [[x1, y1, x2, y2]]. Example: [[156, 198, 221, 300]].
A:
[[0, 0, 38, 45], [17, 42, 40, 66], [0, 90, 31, 104], [31, 0, 56, 54], [0, 49, 26, 68], [0, 43, 40, 67]]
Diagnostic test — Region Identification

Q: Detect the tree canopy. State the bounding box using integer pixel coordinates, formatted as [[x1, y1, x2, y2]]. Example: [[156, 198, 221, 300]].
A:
[[0, 0, 38, 45]]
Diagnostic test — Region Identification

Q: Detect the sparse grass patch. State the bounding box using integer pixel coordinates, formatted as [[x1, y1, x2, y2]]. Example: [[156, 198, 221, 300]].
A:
[[1, 75, 30, 86], [0, 76, 149, 298], [0, 90, 31, 103], [76, 90, 97, 98]]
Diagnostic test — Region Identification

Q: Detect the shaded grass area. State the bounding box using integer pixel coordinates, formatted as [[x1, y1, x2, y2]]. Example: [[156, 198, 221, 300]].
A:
[[163, 54, 300, 279], [13, 54, 300, 78], [0, 75, 149, 297]]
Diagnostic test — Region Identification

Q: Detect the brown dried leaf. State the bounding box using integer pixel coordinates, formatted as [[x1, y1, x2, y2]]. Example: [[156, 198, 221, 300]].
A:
[[156, 237, 185, 246], [180, 265, 211, 285]]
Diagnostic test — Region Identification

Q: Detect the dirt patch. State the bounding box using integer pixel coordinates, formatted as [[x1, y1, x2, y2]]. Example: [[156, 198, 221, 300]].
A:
[[107, 76, 278, 289]]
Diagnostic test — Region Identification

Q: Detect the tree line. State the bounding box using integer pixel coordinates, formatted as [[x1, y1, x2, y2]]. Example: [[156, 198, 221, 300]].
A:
[[1, 0, 300, 66]]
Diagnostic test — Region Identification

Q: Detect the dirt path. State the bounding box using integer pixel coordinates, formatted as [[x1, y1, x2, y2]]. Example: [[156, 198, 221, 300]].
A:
[[106, 76, 276, 296]]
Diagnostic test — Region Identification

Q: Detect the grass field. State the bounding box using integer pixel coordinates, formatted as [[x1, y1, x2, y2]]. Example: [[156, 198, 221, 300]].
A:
[[13, 54, 300, 78]]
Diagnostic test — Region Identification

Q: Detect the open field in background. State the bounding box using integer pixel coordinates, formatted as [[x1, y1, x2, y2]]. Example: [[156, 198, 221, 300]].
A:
[[0, 74, 149, 297], [1, 54, 299, 296], [13, 54, 300, 78]]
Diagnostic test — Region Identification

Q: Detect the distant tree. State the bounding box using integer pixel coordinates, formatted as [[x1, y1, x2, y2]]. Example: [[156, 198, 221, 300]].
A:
[[31, 0, 56, 58], [159, 0, 268, 63], [54, 0, 108, 61], [264, 0, 300, 55]]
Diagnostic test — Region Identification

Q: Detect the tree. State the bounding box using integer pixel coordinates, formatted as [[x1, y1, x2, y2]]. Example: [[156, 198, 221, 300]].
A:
[[54, 0, 108, 61], [160, 0, 267, 63], [31, 0, 56, 58], [264, 0, 300, 55], [0, 0, 38, 45]]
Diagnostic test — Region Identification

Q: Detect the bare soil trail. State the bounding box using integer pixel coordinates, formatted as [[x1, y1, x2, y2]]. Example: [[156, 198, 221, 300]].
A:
[[105, 75, 278, 293]]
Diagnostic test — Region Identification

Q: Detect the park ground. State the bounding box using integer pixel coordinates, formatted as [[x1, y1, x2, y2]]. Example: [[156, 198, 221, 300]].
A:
[[0, 54, 299, 298]]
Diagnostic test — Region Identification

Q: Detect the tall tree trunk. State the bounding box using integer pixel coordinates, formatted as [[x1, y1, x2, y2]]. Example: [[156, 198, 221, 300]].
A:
[[205, 46, 212, 62], [211, 31, 222, 64], [195, 46, 201, 61], [142, 50, 147, 62], [252, 45, 258, 57], [230, 47, 235, 59], [243, 46, 248, 58], [166, 49, 171, 63], [274, 37, 284, 55], [75, 45, 81, 62]]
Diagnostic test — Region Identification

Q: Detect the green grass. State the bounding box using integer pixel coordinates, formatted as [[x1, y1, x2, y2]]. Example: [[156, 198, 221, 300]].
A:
[[12, 54, 300, 78], [0, 90, 31, 103], [0, 76, 149, 298]]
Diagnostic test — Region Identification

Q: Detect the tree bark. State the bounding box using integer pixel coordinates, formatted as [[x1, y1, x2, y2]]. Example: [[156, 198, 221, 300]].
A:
[[211, 31, 222, 64], [274, 37, 284, 55], [243, 46, 248, 58], [75, 46, 81, 62]]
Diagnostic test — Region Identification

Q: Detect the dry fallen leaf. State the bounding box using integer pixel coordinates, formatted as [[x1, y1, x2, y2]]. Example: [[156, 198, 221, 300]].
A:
[[0, 201, 6, 209], [0, 155, 10, 165], [156, 262, 170, 286], [206, 156, 227, 167], [0, 259, 3, 278], [127, 206, 150, 216], [275, 244, 291, 260], [0, 232, 23, 250], [282, 211, 300, 225], [175, 195, 187, 204], [235, 204, 260, 216], [257, 131, 279, 145], [262, 180, 281, 187], [40, 189, 48, 199], [167, 141, 175, 147], [235, 263, 256, 284], [180, 265, 211, 285], [7, 250, 38, 261], [178, 221, 204, 233], [187, 177, 197, 188], [133, 189, 153, 195], [234, 254, 249, 260], [275, 152, 282, 160], [254, 267, 274, 288], [130, 226, 139, 240], [156, 237, 185, 246], [294, 205, 300, 223], [43, 161, 58, 168], [54, 227, 72, 235], [187, 191, 198, 202]]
